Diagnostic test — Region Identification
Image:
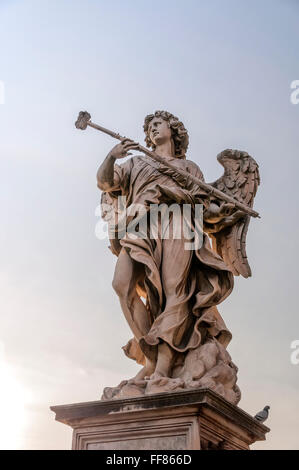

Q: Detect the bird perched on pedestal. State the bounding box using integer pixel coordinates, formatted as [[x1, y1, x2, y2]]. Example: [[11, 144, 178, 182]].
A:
[[254, 405, 270, 423]]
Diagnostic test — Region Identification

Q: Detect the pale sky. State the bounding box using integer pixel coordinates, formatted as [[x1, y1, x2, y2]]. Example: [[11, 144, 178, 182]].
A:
[[0, 0, 298, 449]]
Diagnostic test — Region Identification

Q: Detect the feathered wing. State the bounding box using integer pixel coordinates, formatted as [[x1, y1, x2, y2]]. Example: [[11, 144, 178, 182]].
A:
[[208, 149, 260, 278]]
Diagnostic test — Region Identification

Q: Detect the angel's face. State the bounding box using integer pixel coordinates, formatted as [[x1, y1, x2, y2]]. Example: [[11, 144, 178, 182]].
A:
[[148, 117, 172, 147]]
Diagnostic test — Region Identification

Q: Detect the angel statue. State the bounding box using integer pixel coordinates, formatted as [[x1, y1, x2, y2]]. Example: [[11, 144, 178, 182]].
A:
[[96, 110, 260, 404]]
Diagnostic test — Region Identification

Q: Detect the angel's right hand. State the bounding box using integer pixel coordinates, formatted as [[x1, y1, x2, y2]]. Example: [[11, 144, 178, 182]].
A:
[[108, 138, 140, 160]]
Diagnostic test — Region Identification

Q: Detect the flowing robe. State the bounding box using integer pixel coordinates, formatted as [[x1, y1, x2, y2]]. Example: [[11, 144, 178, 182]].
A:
[[101, 155, 234, 365]]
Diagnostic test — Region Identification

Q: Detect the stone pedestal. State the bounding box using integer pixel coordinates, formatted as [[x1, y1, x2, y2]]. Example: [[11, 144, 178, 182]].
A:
[[51, 388, 269, 450]]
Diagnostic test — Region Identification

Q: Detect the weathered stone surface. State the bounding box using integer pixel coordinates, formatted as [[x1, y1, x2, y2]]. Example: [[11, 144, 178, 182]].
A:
[[92, 110, 261, 401], [51, 388, 269, 450], [62, 110, 265, 450], [101, 339, 240, 405], [88, 435, 186, 451]]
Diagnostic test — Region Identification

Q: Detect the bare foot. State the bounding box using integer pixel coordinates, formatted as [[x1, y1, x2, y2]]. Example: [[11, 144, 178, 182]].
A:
[[150, 342, 175, 379], [130, 360, 155, 382], [149, 371, 167, 381]]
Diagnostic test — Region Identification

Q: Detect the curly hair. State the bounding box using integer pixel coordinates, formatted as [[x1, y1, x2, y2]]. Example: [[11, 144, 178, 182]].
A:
[[143, 110, 189, 159]]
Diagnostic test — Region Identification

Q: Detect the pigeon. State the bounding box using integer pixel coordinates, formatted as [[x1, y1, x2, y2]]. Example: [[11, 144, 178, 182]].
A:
[[254, 405, 270, 423]]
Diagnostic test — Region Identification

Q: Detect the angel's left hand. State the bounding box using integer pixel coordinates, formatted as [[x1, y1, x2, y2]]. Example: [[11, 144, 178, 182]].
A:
[[204, 202, 235, 223], [218, 202, 236, 218], [220, 210, 245, 227], [204, 209, 244, 233]]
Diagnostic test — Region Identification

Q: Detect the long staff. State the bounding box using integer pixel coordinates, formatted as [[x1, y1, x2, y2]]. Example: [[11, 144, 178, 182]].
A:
[[75, 111, 260, 218]]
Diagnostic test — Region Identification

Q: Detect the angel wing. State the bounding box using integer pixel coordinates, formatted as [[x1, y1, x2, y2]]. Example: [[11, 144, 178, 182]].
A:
[[208, 149, 260, 278]]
